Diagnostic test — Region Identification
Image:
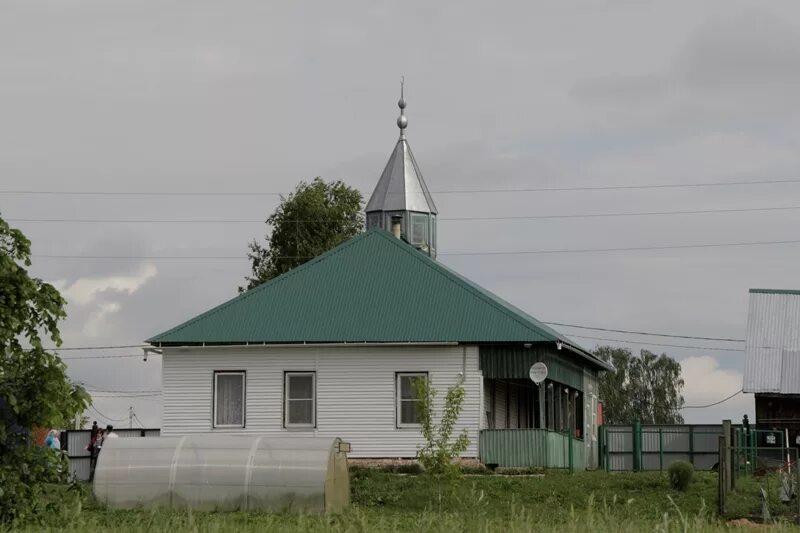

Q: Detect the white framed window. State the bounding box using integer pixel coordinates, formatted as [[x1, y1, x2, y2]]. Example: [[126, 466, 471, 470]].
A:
[[284, 372, 316, 428], [213, 371, 245, 428], [396, 372, 427, 427]]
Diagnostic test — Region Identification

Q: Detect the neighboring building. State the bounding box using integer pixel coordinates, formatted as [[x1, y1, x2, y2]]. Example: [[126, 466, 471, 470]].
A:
[[148, 93, 611, 469], [743, 289, 800, 444]]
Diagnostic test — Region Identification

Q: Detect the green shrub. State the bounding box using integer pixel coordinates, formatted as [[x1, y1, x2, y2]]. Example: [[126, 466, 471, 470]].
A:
[[381, 462, 424, 475], [459, 463, 492, 475], [495, 467, 544, 476], [349, 463, 424, 475], [668, 460, 694, 491]]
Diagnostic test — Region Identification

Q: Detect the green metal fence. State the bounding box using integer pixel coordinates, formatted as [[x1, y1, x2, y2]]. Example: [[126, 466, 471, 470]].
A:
[[600, 422, 731, 471], [733, 429, 797, 477], [719, 442, 799, 522]]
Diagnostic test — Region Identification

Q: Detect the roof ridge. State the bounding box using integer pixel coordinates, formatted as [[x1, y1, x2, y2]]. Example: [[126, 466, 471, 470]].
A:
[[750, 288, 800, 295], [147, 231, 377, 342], [371, 230, 562, 343]]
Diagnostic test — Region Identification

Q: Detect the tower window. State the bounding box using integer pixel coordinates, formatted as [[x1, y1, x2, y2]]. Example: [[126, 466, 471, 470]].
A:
[[411, 214, 429, 246], [366, 212, 382, 229]]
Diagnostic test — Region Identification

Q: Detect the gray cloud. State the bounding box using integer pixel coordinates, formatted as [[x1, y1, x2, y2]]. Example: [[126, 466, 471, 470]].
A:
[[676, 10, 800, 89], [5, 1, 800, 425]]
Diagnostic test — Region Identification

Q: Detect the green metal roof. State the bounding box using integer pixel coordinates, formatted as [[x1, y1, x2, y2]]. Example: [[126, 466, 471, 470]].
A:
[[749, 288, 800, 295], [148, 229, 605, 368]]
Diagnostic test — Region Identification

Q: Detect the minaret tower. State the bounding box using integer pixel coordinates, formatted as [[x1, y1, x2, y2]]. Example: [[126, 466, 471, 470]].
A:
[[365, 79, 438, 258]]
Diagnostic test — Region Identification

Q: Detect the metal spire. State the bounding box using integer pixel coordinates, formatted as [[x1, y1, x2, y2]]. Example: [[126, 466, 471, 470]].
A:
[[397, 76, 407, 139], [365, 79, 438, 216]]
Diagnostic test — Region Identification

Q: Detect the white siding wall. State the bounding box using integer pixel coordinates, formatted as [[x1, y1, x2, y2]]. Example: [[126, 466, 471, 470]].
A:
[[161, 345, 481, 458], [481, 378, 490, 429]]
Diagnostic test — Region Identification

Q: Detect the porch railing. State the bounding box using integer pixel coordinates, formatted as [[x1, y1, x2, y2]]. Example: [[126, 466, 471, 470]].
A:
[[479, 428, 584, 471]]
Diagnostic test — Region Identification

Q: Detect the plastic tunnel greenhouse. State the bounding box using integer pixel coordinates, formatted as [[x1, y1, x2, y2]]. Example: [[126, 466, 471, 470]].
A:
[[93, 435, 350, 513]]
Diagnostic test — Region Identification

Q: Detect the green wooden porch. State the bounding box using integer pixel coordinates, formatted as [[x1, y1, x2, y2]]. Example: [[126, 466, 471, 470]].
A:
[[479, 428, 586, 471]]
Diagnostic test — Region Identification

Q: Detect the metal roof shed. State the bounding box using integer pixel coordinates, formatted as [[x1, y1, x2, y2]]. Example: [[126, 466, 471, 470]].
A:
[[743, 289, 800, 394]]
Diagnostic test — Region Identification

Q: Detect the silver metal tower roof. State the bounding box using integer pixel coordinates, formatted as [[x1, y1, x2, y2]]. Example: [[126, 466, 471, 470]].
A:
[[365, 84, 438, 215]]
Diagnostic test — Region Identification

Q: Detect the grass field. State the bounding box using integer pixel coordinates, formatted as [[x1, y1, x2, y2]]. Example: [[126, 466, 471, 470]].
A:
[[11, 468, 800, 532]]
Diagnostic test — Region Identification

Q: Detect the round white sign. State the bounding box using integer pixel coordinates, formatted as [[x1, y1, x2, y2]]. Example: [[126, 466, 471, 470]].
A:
[[529, 362, 548, 384]]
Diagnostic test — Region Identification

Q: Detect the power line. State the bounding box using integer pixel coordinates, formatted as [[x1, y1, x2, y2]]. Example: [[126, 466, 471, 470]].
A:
[[681, 389, 743, 409], [545, 322, 744, 342], [2, 177, 800, 196], [91, 392, 162, 397], [60, 353, 149, 360], [30, 238, 800, 260], [566, 334, 745, 352], [86, 386, 161, 394], [443, 239, 800, 256], [44, 318, 754, 354], [87, 404, 128, 422], [8, 204, 800, 224], [446, 205, 800, 220], [91, 394, 162, 402], [52, 344, 147, 351], [56, 335, 746, 355], [132, 413, 147, 428]]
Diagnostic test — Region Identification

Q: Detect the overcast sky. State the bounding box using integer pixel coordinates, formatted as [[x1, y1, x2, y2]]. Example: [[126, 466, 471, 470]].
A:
[[3, 1, 800, 428]]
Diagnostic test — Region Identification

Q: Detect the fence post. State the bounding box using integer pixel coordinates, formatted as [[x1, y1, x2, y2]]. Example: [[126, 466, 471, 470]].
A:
[[688, 425, 695, 466], [796, 449, 800, 525], [723, 419, 732, 493], [633, 418, 642, 472], [718, 435, 727, 517], [598, 425, 605, 471], [659, 427, 664, 471]]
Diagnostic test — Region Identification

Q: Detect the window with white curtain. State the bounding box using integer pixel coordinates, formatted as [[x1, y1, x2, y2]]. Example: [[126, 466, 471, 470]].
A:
[[284, 372, 316, 428], [213, 371, 245, 428], [396, 372, 427, 427]]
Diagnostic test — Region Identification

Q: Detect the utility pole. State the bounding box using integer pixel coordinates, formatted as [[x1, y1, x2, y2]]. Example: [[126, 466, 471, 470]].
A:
[[129, 406, 133, 429]]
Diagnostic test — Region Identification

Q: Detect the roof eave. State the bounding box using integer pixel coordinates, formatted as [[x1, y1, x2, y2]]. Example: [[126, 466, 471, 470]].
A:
[[150, 340, 460, 349]]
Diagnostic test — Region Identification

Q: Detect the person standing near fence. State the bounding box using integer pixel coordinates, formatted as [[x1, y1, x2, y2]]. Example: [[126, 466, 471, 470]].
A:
[[94, 425, 118, 457], [88, 426, 105, 482], [89, 421, 98, 447], [44, 429, 60, 450], [103, 425, 118, 442]]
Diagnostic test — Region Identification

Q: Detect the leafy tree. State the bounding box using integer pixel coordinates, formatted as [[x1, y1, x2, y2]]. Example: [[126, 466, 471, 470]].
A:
[[413, 377, 471, 477], [242, 177, 363, 290], [0, 215, 90, 524], [595, 346, 684, 425]]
